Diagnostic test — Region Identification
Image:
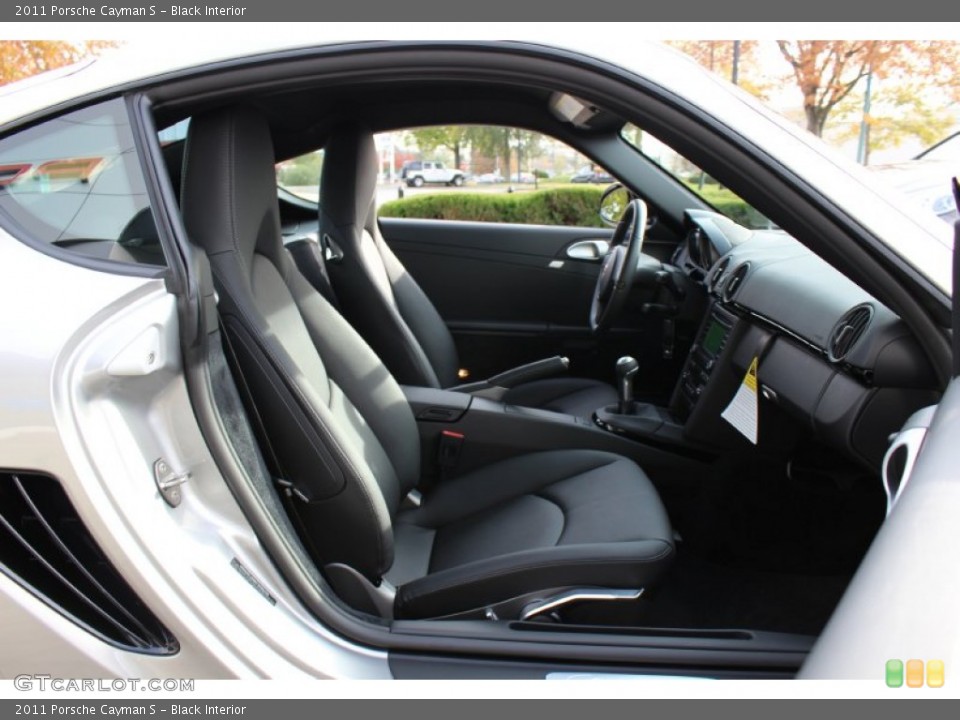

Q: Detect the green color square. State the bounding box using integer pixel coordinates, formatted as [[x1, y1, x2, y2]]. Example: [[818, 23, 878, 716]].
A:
[[886, 659, 904, 687]]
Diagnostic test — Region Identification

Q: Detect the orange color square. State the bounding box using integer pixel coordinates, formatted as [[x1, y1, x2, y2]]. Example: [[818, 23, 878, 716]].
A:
[[906, 659, 924, 687], [927, 660, 945, 688]]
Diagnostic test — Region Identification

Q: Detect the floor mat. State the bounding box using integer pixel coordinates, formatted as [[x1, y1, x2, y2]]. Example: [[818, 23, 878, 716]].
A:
[[564, 550, 852, 636], [564, 448, 882, 636], [635, 550, 853, 636]]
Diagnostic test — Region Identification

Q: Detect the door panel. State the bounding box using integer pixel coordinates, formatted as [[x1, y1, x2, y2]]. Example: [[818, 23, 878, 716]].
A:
[[382, 217, 608, 326], [379, 216, 677, 393]]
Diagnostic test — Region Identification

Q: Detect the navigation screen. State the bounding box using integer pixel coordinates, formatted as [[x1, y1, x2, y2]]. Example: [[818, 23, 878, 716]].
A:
[[703, 320, 726, 355]]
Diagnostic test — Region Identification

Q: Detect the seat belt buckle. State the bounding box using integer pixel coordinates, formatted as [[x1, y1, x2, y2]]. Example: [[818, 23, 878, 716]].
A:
[[437, 430, 465, 474]]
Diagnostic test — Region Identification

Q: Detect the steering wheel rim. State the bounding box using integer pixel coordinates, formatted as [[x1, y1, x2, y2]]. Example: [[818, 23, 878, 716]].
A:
[[589, 198, 648, 333]]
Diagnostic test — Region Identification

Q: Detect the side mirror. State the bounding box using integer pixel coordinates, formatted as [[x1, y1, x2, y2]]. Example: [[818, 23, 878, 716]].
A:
[[599, 183, 631, 226]]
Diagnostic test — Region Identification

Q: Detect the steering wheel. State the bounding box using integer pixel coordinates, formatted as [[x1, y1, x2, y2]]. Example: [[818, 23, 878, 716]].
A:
[[589, 198, 648, 333]]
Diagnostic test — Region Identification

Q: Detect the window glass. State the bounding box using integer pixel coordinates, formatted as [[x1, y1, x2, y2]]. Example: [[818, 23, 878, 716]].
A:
[[0, 99, 164, 266], [621, 123, 773, 230], [278, 125, 605, 228], [276, 150, 323, 202], [918, 132, 960, 162]]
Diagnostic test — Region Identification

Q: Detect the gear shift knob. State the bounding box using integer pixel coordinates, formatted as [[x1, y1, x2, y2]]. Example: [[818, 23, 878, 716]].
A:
[[615, 356, 639, 414]]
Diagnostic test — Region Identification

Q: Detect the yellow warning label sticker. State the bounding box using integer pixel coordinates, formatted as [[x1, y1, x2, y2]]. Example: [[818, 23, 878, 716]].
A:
[[743, 357, 758, 392], [721, 356, 759, 444]]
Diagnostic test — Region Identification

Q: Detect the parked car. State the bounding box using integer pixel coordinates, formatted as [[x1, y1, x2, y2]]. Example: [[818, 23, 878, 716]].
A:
[[506, 171, 535, 183], [0, 35, 955, 687], [475, 171, 505, 183], [398, 159, 422, 179], [400, 160, 465, 187], [571, 166, 616, 184]]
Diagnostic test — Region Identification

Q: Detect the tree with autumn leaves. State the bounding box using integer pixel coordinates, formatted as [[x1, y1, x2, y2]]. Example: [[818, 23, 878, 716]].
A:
[[666, 41, 771, 100], [776, 41, 960, 137], [0, 41, 118, 86], [669, 40, 960, 160]]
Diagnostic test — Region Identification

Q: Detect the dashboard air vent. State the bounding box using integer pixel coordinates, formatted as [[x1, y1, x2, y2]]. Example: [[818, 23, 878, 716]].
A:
[[709, 257, 731, 293], [0, 471, 178, 654], [827, 304, 874, 362], [722, 262, 750, 303]]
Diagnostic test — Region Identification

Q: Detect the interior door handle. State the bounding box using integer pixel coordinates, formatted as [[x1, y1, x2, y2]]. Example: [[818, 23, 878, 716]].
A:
[[566, 239, 610, 261]]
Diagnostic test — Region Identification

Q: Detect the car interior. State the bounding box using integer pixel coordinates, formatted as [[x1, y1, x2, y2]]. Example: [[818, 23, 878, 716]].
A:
[[104, 47, 945, 675]]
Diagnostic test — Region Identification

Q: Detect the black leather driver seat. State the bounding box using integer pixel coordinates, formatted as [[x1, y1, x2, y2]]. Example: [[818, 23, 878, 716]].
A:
[[180, 105, 674, 620], [313, 126, 618, 419]]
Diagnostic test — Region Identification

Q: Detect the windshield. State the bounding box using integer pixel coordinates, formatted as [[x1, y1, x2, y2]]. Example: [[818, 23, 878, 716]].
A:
[[918, 133, 960, 162], [621, 123, 773, 230]]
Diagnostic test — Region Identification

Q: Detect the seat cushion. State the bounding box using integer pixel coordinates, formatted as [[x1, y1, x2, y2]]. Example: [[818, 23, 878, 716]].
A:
[[502, 377, 618, 418], [389, 450, 674, 619]]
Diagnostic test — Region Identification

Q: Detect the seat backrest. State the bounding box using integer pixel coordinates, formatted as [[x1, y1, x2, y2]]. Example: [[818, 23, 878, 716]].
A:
[[180, 106, 420, 582], [318, 126, 461, 389]]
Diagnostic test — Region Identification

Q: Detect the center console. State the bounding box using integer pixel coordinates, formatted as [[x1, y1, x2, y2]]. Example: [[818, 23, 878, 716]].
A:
[[403, 301, 756, 480], [594, 301, 754, 451], [402, 385, 703, 483], [673, 304, 736, 421]]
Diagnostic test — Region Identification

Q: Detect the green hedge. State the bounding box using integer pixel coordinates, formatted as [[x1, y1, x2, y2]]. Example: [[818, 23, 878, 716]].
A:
[[379, 186, 607, 228], [687, 183, 764, 228], [379, 184, 763, 229]]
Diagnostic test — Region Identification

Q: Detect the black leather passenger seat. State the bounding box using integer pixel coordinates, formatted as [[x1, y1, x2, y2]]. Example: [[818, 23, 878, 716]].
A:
[[179, 104, 674, 620]]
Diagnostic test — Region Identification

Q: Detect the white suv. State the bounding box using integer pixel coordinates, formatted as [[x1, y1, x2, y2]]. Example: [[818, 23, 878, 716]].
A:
[[402, 160, 465, 187]]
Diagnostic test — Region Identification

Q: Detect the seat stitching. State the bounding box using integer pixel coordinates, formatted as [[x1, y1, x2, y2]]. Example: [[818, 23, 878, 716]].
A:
[[531, 459, 622, 490], [418, 456, 625, 530], [421, 458, 621, 530]]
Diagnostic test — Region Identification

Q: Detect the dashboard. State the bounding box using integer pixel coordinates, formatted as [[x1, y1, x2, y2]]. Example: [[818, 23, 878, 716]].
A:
[[666, 211, 939, 469]]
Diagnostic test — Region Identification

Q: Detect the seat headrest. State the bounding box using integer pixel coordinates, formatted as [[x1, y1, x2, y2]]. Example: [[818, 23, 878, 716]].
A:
[[319, 125, 379, 230], [181, 105, 283, 269]]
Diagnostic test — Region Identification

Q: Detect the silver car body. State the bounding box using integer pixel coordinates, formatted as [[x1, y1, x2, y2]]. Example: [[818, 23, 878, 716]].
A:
[[0, 32, 957, 682]]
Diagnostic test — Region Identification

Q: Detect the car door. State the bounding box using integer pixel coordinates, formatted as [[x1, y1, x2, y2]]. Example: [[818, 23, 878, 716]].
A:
[[378, 219, 683, 396], [379, 216, 642, 382], [376, 127, 683, 392], [800, 224, 960, 680], [426, 162, 442, 182]]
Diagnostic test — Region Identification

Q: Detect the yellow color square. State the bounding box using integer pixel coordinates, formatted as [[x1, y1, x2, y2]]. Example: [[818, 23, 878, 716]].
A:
[[927, 660, 945, 688], [906, 659, 924, 687]]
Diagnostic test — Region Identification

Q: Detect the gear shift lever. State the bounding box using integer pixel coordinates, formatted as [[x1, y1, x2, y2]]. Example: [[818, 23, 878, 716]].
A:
[[615, 356, 639, 415]]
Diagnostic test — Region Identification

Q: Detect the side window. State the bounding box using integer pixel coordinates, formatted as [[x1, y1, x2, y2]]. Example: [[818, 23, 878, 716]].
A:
[[377, 125, 606, 228], [0, 99, 165, 266], [276, 150, 323, 203], [272, 126, 607, 229]]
